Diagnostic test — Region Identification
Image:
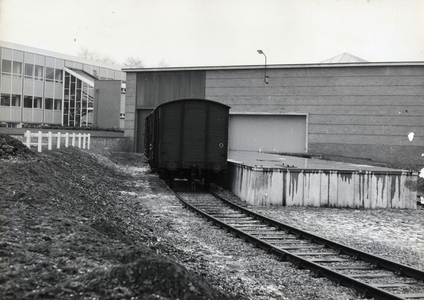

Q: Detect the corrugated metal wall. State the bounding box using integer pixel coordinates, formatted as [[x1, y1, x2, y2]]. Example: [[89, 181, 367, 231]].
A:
[[129, 71, 206, 152], [135, 71, 206, 108]]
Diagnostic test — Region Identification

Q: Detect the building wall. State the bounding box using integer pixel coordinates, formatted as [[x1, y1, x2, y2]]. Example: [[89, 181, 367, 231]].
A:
[[124, 72, 138, 151], [0, 41, 126, 128], [94, 80, 121, 129], [126, 64, 423, 165], [204, 65, 424, 166]]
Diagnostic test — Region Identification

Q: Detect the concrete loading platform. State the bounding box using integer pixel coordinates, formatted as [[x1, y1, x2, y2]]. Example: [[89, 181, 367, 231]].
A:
[[225, 151, 417, 209]]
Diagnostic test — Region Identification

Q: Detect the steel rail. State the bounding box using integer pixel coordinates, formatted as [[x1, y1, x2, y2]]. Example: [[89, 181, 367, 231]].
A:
[[209, 190, 424, 281], [168, 186, 424, 300]]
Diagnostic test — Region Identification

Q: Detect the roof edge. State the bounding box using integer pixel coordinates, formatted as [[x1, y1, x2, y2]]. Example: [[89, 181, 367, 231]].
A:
[[0, 40, 123, 71], [122, 61, 424, 73]]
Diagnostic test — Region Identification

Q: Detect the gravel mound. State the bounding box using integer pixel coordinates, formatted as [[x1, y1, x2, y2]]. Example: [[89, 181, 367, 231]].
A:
[[0, 134, 35, 159], [0, 135, 231, 300]]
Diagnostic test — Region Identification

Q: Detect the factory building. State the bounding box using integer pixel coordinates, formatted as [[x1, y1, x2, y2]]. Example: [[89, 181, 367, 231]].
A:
[[123, 60, 424, 166], [0, 41, 126, 129]]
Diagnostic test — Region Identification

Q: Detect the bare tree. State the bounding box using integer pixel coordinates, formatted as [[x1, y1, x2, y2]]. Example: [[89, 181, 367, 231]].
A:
[[78, 47, 119, 66], [123, 56, 144, 68], [100, 55, 118, 66], [79, 47, 101, 61]]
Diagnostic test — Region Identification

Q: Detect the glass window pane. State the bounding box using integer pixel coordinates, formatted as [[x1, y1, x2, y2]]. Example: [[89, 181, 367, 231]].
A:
[[1, 94, 11, 106], [55, 99, 62, 110], [34, 97, 42, 108], [25, 64, 34, 79], [12, 61, 22, 77], [45, 98, 53, 109], [11, 94, 21, 107], [24, 96, 33, 108], [46, 67, 54, 81], [2, 60, 12, 75], [64, 73, 70, 88], [35, 65, 44, 80], [55, 69, 63, 83]]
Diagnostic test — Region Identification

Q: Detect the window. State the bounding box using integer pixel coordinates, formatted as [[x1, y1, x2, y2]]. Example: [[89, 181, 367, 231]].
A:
[[55, 99, 62, 110], [1, 60, 12, 75], [12, 62, 22, 77], [45, 98, 53, 109], [11, 95, 21, 107], [34, 97, 42, 108], [34, 65, 44, 81], [1, 94, 11, 106], [25, 63, 34, 79], [24, 96, 33, 108], [55, 69, 63, 83], [2, 60, 23, 77], [46, 67, 54, 82]]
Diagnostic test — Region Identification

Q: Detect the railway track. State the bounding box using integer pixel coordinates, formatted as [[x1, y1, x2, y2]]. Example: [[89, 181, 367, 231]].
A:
[[169, 182, 424, 300]]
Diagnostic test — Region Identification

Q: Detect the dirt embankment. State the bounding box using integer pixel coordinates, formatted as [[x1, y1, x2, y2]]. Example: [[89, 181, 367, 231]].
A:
[[0, 134, 232, 300]]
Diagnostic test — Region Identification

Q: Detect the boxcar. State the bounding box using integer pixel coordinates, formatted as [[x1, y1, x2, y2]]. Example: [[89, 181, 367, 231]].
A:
[[144, 99, 230, 186]]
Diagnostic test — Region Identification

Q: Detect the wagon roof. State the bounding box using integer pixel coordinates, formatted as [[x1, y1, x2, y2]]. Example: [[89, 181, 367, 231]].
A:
[[154, 98, 231, 111]]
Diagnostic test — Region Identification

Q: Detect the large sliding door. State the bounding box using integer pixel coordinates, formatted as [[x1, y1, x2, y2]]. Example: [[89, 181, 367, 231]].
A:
[[229, 114, 307, 153]]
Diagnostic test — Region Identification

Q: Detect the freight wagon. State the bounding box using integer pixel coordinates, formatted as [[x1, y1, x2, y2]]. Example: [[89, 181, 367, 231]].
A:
[[144, 99, 230, 187]]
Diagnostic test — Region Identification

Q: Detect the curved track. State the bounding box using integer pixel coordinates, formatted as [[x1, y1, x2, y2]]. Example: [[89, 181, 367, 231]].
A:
[[169, 183, 424, 300]]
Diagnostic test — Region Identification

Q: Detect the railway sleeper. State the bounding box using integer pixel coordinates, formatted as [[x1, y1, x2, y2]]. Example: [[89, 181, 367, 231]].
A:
[[225, 220, 262, 225], [231, 224, 269, 228], [277, 245, 323, 250], [258, 235, 297, 239], [295, 252, 337, 256], [171, 187, 424, 300], [349, 273, 397, 279], [208, 213, 247, 218], [330, 266, 377, 270], [372, 283, 413, 288], [309, 258, 354, 263], [395, 292, 424, 299]]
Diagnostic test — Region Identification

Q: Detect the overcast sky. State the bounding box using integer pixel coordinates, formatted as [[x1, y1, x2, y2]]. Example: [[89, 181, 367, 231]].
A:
[[1, 0, 423, 67]]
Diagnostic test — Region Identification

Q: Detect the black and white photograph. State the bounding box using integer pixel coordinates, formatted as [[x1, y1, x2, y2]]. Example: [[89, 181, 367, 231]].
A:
[[0, 0, 423, 299]]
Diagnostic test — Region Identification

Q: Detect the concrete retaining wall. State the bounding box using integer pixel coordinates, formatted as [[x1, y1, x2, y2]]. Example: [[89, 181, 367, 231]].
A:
[[227, 163, 417, 209]]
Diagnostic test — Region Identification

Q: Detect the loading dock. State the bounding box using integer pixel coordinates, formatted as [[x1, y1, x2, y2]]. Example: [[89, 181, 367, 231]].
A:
[[226, 151, 417, 209]]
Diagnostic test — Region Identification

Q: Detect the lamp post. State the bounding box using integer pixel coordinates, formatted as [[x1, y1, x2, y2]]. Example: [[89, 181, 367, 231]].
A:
[[257, 50, 269, 84]]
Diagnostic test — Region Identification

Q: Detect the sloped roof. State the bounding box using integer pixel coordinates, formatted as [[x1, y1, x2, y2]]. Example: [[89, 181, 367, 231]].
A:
[[321, 53, 368, 63], [64, 67, 96, 86]]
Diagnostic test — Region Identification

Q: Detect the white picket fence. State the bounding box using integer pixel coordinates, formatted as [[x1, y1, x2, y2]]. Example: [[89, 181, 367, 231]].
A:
[[24, 130, 91, 152]]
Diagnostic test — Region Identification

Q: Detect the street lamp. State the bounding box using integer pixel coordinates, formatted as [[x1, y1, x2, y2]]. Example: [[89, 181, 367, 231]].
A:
[[257, 50, 269, 84]]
